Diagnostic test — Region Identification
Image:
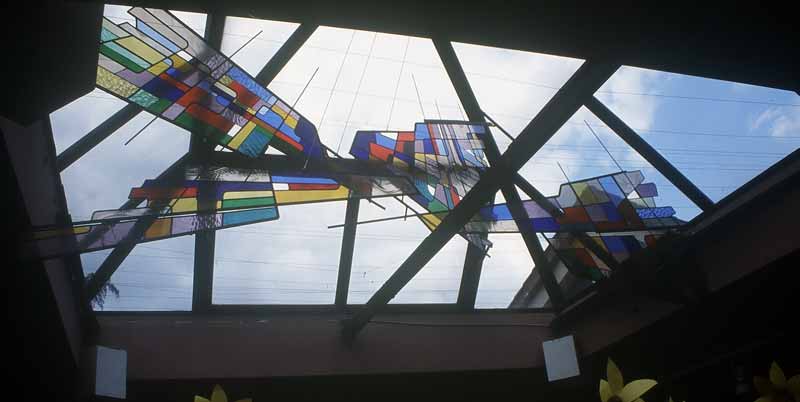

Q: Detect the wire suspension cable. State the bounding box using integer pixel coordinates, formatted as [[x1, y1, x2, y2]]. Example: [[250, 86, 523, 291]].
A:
[[411, 73, 426, 119], [337, 32, 377, 153], [584, 119, 625, 173], [228, 30, 263, 59], [386, 37, 411, 130], [123, 114, 159, 146]]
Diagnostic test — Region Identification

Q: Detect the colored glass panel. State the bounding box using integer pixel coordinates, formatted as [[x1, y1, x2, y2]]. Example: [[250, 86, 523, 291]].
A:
[[95, 9, 324, 160]]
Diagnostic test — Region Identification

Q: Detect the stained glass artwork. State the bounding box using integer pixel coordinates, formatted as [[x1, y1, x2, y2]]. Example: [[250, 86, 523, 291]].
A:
[[451, 170, 681, 280], [97, 8, 325, 160], [350, 120, 491, 248], [32, 206, 279, 259], [28, 165, 416, 259], [462, 171, 682, 234]]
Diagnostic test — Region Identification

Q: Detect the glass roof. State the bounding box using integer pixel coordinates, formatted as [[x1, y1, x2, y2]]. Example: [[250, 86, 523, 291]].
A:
[[42, 5, 799, 311]]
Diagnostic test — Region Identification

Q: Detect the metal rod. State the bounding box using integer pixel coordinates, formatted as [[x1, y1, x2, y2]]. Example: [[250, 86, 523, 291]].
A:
[[337, 33, 377, 153], [584, 119, 624, 173], [411, 73, 426, 119], [386, 37, 411, 130], [255, 23, 317, 86], [123, 114, 158, 146], [328, 210, 432, 229], [228, 30, 263, 59], [483, 111, 516, 142], [56, 104, 141, 171]]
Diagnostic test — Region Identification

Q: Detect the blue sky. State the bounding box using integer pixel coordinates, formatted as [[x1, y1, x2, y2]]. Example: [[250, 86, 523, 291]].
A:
[[49, 6, 800, 310]]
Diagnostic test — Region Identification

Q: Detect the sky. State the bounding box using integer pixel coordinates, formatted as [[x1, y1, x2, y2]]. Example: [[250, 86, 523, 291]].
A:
[[48, 6, 800, 310]]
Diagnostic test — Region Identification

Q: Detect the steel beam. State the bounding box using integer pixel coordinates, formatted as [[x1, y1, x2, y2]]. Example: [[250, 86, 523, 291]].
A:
[[255, 23, 318, 86], [191, 179, 217, 311], [343, 59, 619, 338], [585, 96, 714, 211], [84, 158, 189, 300], [335, 195, 361, 307], [56, 104, 141, 172], [434, 37, 565, 308], [189, 13, 227, 312], [432, 37, 491, 309]]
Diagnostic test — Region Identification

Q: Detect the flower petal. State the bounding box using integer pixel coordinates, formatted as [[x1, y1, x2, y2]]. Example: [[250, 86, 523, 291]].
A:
[[607, 358, 624, 393], [755, 376, 774, 396], [211, 385, 228, 402], [600, 379, 612, 402], [770, 362, 787, 388], [194, 398, 211, 402], [620, 379, 657, 402]]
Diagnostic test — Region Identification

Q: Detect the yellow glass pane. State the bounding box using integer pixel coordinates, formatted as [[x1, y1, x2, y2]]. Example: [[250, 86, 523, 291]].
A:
[[274, 186, 348, 204], [170, 55, 192, 72], [223, 191, 274, 200], [148, 61, 170, 75], [144, 218, 172, 239], [227, 121, 256, 149], [420, 213, 442, 230], [170, 198, 198, 213], [116, 36, 165, 64], [572, 182, 597, 204], [272, 104, 288, 119], [96, 66, 138, 97]]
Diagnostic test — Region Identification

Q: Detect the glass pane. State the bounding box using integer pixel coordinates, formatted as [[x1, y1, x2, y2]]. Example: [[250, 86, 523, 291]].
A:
[[452, 42, 584, 152], [83, 235, 194, 311], [220, 16, 299, 75], [212, 202, 344, 304], [518, 106, 700, 222], [271, 27, 466, 156], [595, 66, 800, 203], [348, 199, 465, 304], [474, 233, 535, 309]]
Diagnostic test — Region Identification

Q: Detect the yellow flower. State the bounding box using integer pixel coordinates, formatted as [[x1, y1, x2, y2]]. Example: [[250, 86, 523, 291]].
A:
[[753, 362, 800, 402], [195, 384, 252, 402], [599, 358, 658, 402]]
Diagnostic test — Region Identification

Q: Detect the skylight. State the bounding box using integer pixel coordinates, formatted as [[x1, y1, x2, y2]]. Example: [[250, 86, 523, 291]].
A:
[[39, 6, 799, 313]]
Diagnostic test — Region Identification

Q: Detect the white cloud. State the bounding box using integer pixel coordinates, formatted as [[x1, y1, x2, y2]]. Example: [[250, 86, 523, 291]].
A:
[[751, 107, 800, 137]]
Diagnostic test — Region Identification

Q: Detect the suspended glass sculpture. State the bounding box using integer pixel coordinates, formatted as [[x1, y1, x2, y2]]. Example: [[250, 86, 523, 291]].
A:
[[464, 170, 681, 233], [33, 5, 688, 290], [350, 120, 491, 248], [30, 165, 416, 259], [97, 8, 324, 160]]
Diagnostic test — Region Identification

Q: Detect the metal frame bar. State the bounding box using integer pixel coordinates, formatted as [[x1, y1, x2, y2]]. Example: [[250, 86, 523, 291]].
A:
[[343, 59, 620, 338], [85, 155, 189, 300], [335, 195, 361, 307], [189, 13, 227, 312], [255, 23, 318, 86], [434, 38, 565, 309], [585, 96, 715, 211], [56, 104, 141, 172], [432, 37, 491, 310]]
